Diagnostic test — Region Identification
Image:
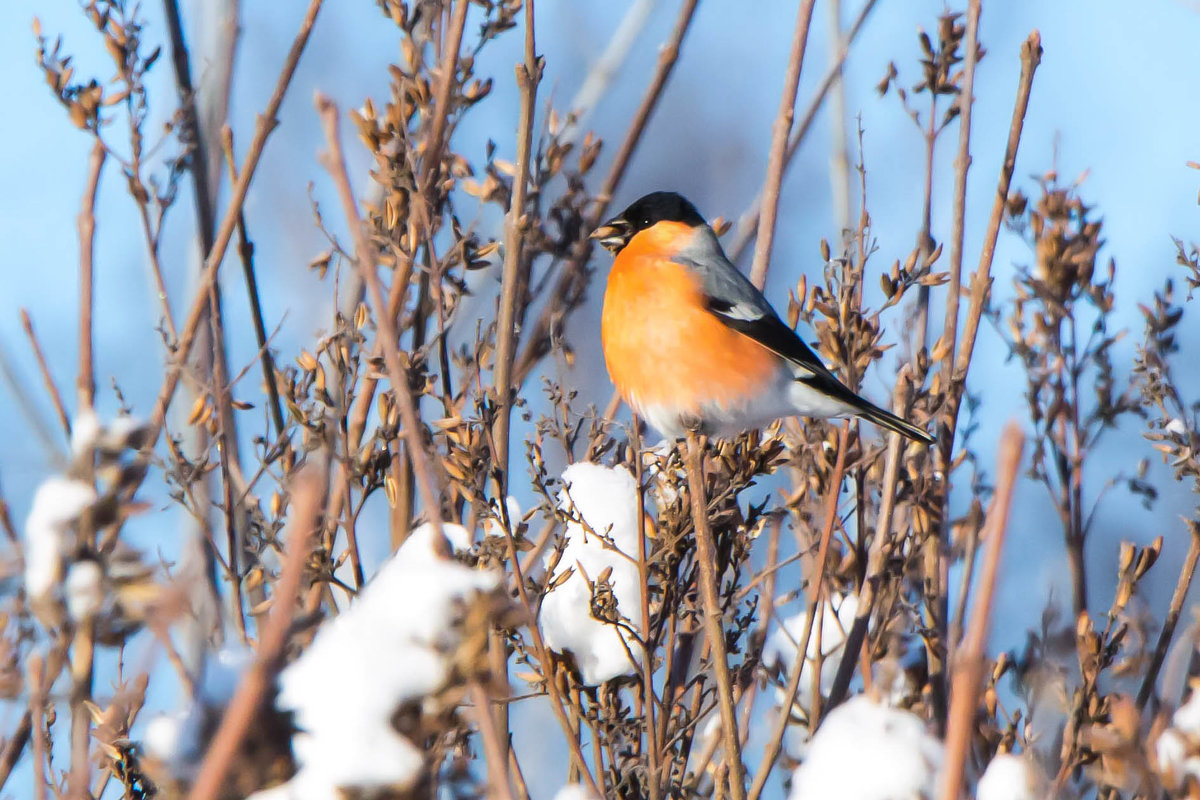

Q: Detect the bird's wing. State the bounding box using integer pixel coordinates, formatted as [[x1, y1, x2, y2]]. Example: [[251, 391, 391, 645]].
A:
[[673, 227, 837, 383]]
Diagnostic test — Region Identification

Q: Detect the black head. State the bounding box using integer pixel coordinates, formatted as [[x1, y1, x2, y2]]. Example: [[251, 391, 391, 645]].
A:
[[591, 191, 706, 253]]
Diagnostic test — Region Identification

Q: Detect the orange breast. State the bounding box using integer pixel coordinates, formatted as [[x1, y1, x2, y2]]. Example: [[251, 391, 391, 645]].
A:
[[600, 224, 779, 419]]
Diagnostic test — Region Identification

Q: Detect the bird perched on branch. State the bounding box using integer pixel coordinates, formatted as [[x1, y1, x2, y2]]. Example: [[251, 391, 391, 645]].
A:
[[593, 191, 932, 444]]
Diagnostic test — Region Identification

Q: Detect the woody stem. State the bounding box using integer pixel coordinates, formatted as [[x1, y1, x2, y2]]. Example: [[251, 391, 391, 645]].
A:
[[684, 429, 746, 800]]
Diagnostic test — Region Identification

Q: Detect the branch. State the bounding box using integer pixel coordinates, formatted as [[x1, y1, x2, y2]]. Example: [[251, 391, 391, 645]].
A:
[[187, 464, 325, 800], [512, 0, 699, 384], [727, 0, 879, 265], [938, 423, 1024, 800], [1137, 521, 1200, 708], [748, 0, 816, 289], [748, 424, 850, 800], [685, 430, 746, 800], [493, 0, 542, 480], [76, 141, 105, 412], [315, 94, 446, 538], [146, 0, 325, 442]]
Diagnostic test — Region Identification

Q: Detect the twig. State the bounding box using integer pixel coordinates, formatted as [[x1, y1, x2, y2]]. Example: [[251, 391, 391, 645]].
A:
[[316, 94, 446, 541], [220, 127, 287, 440], [562, 0, 658, 144], [748, 424, 849, 800], [938, 423, 1024, 800], [67, 621, 96, 799], [630, 419, 661, 800], [945, 32, 1042, 427], [512, 0, 699, 384], [425, 0, 471, 184], [727, 0, 879, 264], [468, 681, 516, 800], [0, 712, 32, 794], [146, 0, 325, 443], [938, 0, 982, 385], [926, 0, 984, 729], [163, 0, 218, 245], [19, 310, 72, 439], [77, 140, 106, 411], [824, 0, 852, 234], [164, 0, 251, 621], [493, 0, 542, 481], [187, 464, 325, 800], [28, 654, 47, 800], [826, 368, 915, 709], [498, 511, 600, 793], [748, 0, 816, 290], [1137, 521, 1200, 708], [684, 429, 746, 800]]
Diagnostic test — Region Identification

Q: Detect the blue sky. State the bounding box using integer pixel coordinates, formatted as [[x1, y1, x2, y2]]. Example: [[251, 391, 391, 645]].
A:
[[1, 0, 1199, 795]]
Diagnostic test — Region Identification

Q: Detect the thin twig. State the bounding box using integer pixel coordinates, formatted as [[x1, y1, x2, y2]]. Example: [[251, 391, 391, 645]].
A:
[[938, 0, 982, 385], [28, 655, 47, 800], [630, 419, 661, 800], [826, 368, 915, 709], [825, 0, 852, 234], [425, 0, 471, 184], [938, 423, 1024, 800], [1137, 521, 1200, 708], [727, 0, 880, 265], [0, 712, 32, 794], [512, 0, 699, 384], [221, 127, 287, 441], [926, 0, 983, 730], [467, 681, 516, 800], [20, 310, 72, 439], [684, 429, 746, 800], [316, 94, 446, 541], [748, 424, 849, 800], [76, 140, 106, 411], [748, 0, 816, 290], [187, 464, 326, 800], [146, 0, 325, 444], [493, 0, 542, 481], [946, 32, 1042, 425]]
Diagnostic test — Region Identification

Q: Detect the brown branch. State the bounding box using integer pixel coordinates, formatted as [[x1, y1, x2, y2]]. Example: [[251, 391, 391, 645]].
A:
[[496, 499, 600, 793], [0, 712, 31, 795], [77, 140, 106, 411], [493, 0, 542, 481], [315, 94, 446, 538], [727, 0, 879, 265], [27, 655, 47, 800], [1137, 521, 1200, 708], [748, 424, 849, 800], [467, 681, 515, 800], [146, 0, 325, 442], [187, 464, 325, 800], [425, 0, 471, 184], [938, 423, 1024, 800], [220, 127, 287, 441], [630, 419, 661, 800], [925, 0, 983, 731], [938, 0, 982, 418], [684, 429, 746, 800], [748, 0, 816, 290], [946, 32, 1042, 421], [512, 0, 700, 384], [20, 310, 72, 439], [826, 368, 915, 709]]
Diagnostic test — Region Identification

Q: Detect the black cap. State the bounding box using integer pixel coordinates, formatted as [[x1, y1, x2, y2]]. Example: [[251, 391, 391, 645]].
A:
[[591, 191, 706, 253]]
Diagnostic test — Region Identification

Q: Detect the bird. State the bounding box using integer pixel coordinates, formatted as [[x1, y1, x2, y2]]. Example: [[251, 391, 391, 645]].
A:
[[593, 191, 933, 444]]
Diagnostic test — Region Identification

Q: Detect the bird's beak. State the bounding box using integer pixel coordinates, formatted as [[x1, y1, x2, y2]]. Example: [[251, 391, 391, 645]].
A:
[[590, 218, 631, 252]]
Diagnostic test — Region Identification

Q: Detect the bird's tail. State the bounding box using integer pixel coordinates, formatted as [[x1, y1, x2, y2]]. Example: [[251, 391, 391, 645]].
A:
[[852, 399, 934, 444]]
